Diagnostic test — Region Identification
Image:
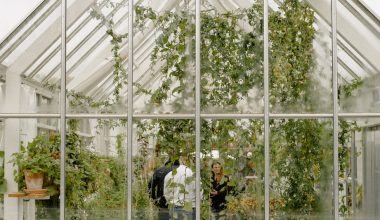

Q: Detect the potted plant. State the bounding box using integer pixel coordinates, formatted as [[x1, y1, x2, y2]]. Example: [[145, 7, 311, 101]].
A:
[[9, 133, 60, 192]]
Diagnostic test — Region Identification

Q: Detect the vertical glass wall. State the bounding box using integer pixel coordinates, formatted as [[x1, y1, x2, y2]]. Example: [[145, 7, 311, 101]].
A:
[[67, 0, 129, 114], [2, 118, 60, 219], [337, 117, 380, 220], [337, 0, 380, 219], [270, 119, 333, 219], [200, 0, 264, 114], [0, 0, 379, 219], [269, 0, 332, 114], [64, 119, 127, 219], [0, 0, 61, 114], [201, 119, 264, 219], [338, 0, 380, 113], [133, 1, 195, 114], [132, 119, 195, 218]]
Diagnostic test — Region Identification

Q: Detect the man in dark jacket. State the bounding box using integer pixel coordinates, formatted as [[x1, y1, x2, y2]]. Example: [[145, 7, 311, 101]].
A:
[[148, 160, 179, 219]]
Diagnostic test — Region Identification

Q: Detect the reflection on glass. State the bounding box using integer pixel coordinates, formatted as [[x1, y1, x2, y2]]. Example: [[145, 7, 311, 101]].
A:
[[270, 119, 333, 219], [201, 119, 264, 219], [269, 0, 332, 113], [339, 118, 380, 219]]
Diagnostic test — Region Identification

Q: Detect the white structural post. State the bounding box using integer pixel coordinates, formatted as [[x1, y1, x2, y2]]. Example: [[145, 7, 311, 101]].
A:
[[3, 68, 21, 220]]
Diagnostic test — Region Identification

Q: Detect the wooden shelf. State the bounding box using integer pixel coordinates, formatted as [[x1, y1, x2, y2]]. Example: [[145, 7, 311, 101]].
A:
[[8, 192, 50, 200]]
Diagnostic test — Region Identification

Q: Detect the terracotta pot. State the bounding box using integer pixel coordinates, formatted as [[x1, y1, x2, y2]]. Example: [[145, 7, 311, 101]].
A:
[[24, 170, 43, 189]]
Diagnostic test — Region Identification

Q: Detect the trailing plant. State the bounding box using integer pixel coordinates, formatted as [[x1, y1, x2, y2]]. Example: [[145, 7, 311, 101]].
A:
[[133, 0, 363, 218], [35, 0, 364, 218]]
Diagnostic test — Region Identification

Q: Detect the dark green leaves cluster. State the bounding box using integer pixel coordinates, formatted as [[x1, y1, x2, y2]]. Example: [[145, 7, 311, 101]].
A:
[[269, 0, 315, 109]]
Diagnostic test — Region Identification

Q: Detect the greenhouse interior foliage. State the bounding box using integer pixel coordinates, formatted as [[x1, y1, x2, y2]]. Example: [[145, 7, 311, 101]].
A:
[[0, 0, 379, 219]]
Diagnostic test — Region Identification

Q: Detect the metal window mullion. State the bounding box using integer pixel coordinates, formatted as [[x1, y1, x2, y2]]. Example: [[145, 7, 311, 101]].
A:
[[351, 131, 356, 216], [264, 0, 270, 219], [195, 0, 201, 219], [3, 113, 380, 119], [60, 0, 67, 220], [127, 0, 134, 219], [332, 0, 339, 219]]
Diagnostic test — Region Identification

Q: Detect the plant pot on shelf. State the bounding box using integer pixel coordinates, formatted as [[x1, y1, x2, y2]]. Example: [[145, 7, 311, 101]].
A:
[[24, 170, 43, 190]]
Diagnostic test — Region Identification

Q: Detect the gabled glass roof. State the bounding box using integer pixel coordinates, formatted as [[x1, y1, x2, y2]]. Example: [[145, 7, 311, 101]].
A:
[[0, 0, 43, 43], [361, 0, 380, 19], [0, 0, 379, 102]]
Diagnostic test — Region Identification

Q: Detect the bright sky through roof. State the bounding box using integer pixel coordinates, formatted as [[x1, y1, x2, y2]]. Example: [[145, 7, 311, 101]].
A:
[[361, 0, 380, 17], [0, 0, 42, 42]]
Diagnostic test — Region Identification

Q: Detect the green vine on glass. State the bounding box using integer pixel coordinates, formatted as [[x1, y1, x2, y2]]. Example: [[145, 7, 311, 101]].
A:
[[43, 0, 364, 218]]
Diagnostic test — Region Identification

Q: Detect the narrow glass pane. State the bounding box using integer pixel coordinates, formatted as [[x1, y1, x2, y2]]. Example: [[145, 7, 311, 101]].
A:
[[133, 1, 195, 114], [338, 1, 380, 113], [0, 119, 6, 218], [200, 0, 264, 114], [65, 118, 127, 219], [269, 0, 332, 113], [270, 119, 333, 219], [3, 118, 60, 219], [0, 0, 43, 44], [201, 119, 264, 219], [339, 118, 380, 219], [133, 119, 195, 218], [0, 0, 61, 114], [66, 0, 128, 114]]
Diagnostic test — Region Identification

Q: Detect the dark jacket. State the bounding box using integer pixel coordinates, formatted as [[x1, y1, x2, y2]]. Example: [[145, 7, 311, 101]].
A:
[[210, 174, 230, 212], [148, 165, 172, 208]]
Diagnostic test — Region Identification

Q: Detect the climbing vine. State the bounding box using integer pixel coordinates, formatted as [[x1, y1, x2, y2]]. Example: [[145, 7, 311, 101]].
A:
[[133, 0, 362, 218], [43, 0, 364, 218]]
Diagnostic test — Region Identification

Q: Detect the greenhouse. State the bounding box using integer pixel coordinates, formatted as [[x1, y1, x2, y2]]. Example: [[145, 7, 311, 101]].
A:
[[0, 0, 379, 219]]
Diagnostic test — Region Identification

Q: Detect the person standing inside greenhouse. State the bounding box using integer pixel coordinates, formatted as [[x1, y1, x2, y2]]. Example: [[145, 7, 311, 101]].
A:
[[210, 161, 231, 219], [148, 159, 179, 220], [164, 160, 196, 220]]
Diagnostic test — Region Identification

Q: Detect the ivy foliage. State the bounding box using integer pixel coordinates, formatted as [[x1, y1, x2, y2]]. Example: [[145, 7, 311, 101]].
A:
[[132, 0, 362, 217], [55, 0, 363, 217]]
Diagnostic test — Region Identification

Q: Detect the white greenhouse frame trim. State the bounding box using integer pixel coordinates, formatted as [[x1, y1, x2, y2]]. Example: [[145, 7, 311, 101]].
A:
[[60, 0, 67, 219]]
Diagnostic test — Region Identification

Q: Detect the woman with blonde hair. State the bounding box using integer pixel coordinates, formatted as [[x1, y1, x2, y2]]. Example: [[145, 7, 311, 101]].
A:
[[210, 161, 231, 219]]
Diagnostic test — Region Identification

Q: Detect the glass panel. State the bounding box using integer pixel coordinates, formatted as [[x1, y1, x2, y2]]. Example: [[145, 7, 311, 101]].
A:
[[132, 119, 195, 218], [0, 0, 61, 114], [269, 0, 332, 113], [0, 0, 44, 46], [0, 0, 59, 66], [360, 0, 380, 18], [339, 118, 380, 219], [67, 0, 128, 114], [200, 1, 264, 114], [270, 119, 333, 219], [2, 118, 60, 219], [338, 1, 380, 113], [201, 119, 264, 219], [133, 1, 195, 114], [0, 119, 4, 218], [65, 118, 127, 219]]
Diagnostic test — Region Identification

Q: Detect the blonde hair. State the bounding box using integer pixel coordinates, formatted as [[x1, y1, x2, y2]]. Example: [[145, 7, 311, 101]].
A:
[[211, 161, 224, 182]]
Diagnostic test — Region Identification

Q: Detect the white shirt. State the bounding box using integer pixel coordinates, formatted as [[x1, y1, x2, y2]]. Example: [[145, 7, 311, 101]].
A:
[[163, 165, 196, 208]]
